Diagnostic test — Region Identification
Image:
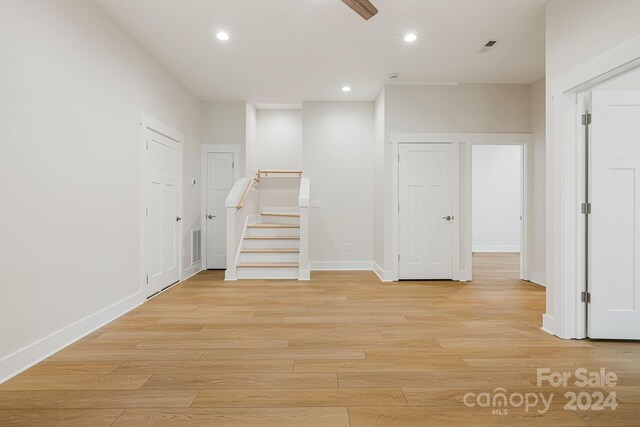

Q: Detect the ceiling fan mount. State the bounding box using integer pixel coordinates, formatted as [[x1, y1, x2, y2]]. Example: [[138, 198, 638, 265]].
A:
[[341, 0, 379, 21]]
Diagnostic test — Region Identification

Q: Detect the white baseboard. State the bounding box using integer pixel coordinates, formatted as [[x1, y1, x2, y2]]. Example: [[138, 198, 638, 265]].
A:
[[182, 263, 203, 281], [205, 255, 226, 270], [542, 314, 557, 337], [540, 326, 555, 336], [373, 263, 393, 282], [529, 271, 546, 287], [472, 245, 520, 253], [310, 261, 374, 271], [298, 269, 311, 281], [0, 291, 144, 384], [455, 269, 472, 282]]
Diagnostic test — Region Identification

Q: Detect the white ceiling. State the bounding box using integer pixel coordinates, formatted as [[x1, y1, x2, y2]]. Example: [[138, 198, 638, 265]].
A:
[[94, 0, 546, 103]]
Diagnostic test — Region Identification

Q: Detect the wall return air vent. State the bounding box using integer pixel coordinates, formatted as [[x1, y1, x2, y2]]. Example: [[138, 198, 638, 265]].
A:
[[191, 229, 202, 265]]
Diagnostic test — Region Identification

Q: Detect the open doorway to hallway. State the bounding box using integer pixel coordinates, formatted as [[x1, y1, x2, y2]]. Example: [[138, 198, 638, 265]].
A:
[[472, 144, 523, 279]]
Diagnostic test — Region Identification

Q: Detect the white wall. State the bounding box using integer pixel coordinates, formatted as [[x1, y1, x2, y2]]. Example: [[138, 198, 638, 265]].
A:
[[201, 101, 247, 175], [245, 103, 257, 175], [385, 84, 532, 134], [530, 78, 546, 284], [546, 0, 640, 81], [302, 102, 374, 268], [0, 0, 202, 382], [256, 110, 302, 171], [257, 179, 301, 211], [472, 145, 522, 252]]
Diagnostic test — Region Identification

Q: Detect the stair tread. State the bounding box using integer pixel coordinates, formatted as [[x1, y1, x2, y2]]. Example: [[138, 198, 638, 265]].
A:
[[241, 249, 300, 253], [261, 213, 300, 218], [244, 236, 300, 240], [237, 262, 299, 268], [248, 223, 300, 228]]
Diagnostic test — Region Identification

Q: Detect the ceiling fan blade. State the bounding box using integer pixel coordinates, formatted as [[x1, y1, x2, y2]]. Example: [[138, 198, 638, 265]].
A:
[[341, 0, 378, 20]]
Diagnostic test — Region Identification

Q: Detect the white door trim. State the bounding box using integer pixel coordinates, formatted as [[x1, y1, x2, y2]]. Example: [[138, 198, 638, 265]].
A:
[[200, 144, 241, 270], [140, 113, 183, 297], [390, 133, 532, 283], [548, 35, 640, 339]]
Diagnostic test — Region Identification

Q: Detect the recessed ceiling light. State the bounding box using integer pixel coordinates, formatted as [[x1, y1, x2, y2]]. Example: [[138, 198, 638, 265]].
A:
[[216, 32, 230, 41], [342, 86, 352, 92], [404, 33, 417, 43]]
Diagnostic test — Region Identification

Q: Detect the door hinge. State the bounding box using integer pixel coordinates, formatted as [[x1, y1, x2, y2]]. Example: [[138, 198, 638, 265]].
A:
[[146, 140, 149, 150], [581, 202, 591, 214], [581, 291, 591, 303], [398, 254, 400, 262], [582, 113, 592, 126], [232, 162, 234, 168], [145, 207, 148, 217], [398, 204, 400, 212], [146, 275, 149, 285], [398, 154, 400, 162]]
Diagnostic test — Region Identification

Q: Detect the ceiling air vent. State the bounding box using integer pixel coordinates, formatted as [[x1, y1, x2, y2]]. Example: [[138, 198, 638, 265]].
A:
[[478, 40, 499, 53]]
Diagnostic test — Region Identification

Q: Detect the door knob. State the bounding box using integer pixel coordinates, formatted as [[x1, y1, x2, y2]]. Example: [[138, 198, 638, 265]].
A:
[[208, 215, 216, 219], [176, 216, 182, 222], [443, 215, 453, 221]]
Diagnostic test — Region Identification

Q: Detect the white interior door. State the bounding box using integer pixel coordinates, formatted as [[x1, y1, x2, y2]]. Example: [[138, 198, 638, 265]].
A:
[[590, 90, 640, 339], [399, 143, 454, 280], [206, 152, 234, 269], [145, 129, 181, 297]]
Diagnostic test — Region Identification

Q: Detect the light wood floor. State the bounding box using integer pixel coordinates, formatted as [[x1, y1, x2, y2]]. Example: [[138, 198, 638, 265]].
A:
[[2, 253, 639, 426]]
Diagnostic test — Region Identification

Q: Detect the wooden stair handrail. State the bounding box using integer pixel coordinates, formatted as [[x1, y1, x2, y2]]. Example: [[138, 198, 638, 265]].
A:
[[237, 171, 261, 209], [256, 170, 303, 181]]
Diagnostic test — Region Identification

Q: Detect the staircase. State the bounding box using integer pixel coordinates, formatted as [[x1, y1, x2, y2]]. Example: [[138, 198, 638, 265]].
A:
[[236, 212, 302, 279], [225, 171, 309, 281]]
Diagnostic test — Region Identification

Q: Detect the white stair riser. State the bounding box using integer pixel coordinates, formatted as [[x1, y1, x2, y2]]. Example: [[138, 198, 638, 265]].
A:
[[246, 227, 300, 237], [237, 267, 299, 280], [258, 216, 299, 225], [240, 252, 300, 263], [243, 239, 300, 249], [262, 207, 299, 215]]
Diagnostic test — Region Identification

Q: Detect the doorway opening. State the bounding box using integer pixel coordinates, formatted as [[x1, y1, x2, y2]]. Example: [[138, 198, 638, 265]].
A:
[[471, 144, 524, 281]]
